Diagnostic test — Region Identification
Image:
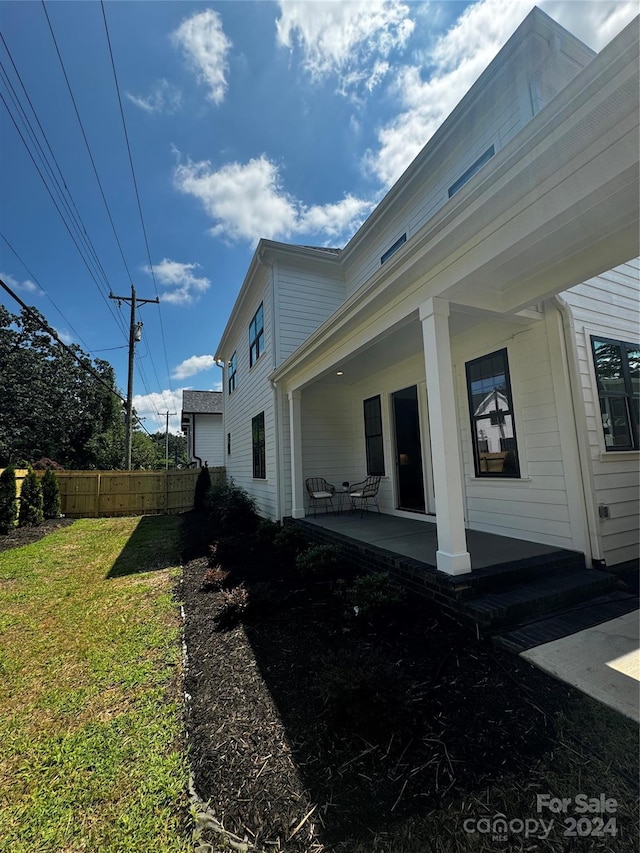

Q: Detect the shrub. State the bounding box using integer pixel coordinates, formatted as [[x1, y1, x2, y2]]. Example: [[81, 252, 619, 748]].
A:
[[193, 466, 212, 510], [32, 457, 64, 471], [0, 465, 18, 534], [344, 571, 404, 621], [206, 481, 260, 539], [215, 584, 249, 629], [41, 468, 61, 519], [256, 517, 281, 548], [295, 544, 341, 579], [272, 524, 309, 566], [18, 469, 43, 527], [201, 566, 231, 592]]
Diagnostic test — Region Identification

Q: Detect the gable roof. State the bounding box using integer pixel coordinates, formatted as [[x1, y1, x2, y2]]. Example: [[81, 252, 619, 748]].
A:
[[181, 390, 223, 415]]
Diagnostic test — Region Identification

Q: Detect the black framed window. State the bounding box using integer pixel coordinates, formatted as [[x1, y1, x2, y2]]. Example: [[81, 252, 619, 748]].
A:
[[363, 395, 385, 475], [227, 432, 231, 455], [466, 348, 520, 477], [381, 233, 406, 265], [228, 352, 237, 394], [252, 412, 266, 479], [448, 145, 495, 198], [591, 337, 639, 450], [249, 303, 264, 367]]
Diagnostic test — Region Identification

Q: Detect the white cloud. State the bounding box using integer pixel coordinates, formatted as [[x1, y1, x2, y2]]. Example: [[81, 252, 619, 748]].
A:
[[172, 354, 216, 379], [125, 79, 182, 114], [147, 259, 211, 305], [365, 0, 533, 186], [174, 154, 373, 245], [364, 0, 639, 188], [173, 9, 231, 105], [133, 389, 185, 434], [1, 271, 39, 295], [276, 0, 414, 92]]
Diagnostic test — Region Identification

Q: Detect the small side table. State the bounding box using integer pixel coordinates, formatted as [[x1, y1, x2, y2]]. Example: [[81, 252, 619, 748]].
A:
[[333, 483, 350, 514]]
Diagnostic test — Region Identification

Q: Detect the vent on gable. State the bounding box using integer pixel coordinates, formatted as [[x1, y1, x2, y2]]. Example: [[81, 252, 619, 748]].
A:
[[448, 145, 495, 198], [381, 232, 407, 265]]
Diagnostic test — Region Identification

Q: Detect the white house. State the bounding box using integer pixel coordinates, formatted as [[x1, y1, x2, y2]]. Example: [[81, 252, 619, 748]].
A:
[[215, 9, 639, 575], [181, 390, 224, 468]]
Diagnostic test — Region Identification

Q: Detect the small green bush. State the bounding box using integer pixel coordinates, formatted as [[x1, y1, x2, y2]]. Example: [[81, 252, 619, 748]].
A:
[[193, 466, 212, 510], [272, 524, 310, 565], [18, 469, 43, 527], [344, 571, 404, 621], [41, 468, 61, 519], [206, 481, 260, 538], [0, 465, 18, 534], [296, 544, 341, 579]]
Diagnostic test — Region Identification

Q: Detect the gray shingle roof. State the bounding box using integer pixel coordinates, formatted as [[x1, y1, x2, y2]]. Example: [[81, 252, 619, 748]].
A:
[[181, 390, 223, 415]]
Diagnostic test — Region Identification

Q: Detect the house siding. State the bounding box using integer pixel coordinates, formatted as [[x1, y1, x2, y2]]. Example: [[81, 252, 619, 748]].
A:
[[563, 260, 640, 565], [453, 317, 577, 551], [193, 414, 224, 467], [276, 258, 345, 363], [222, 270, 277, 518], [342, 24, 593, 301]]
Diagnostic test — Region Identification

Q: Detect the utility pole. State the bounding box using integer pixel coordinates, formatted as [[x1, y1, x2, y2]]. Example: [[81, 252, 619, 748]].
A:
[[109, 285, 158, 469], [163, 411, 177, 470]]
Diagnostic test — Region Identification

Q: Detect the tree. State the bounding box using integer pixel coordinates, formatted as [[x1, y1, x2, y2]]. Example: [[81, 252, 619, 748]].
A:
[[149, 431, 188, 468], [0, 305, 126, 469], [18, 469, 43, 526], [0, 465, 17, 534], [194, 465, 211, 510], [42, 468, 61, 519]]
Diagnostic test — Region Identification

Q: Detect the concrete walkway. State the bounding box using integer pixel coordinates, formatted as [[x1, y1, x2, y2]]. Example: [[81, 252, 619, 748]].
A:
[[522, 611, 640, 722]]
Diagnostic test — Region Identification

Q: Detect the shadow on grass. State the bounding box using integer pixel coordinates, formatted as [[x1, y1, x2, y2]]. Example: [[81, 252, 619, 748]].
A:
[[107, 514, 181, 578]]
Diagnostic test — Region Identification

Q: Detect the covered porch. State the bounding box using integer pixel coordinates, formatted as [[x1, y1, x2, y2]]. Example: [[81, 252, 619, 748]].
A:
[[293, 512, 629, 636]]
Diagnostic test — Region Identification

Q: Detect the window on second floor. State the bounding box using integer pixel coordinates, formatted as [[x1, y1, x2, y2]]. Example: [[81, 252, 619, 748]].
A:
[[448, 145, 495, 198], [381, 233, 406, 265], [249, 303, 264, 367], [592, 336, 639, 450], [228, 352, 237, 394], [363, 395, 385, 475]]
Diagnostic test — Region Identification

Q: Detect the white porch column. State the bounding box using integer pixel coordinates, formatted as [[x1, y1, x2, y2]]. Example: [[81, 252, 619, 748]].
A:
[[419, 297, 471, 575], [288, 389, 305, 518]]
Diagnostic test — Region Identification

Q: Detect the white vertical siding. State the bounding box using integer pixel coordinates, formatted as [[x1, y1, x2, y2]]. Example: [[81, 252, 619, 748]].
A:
[[222, 271, 278, 518], [562, 260, 640, 565]]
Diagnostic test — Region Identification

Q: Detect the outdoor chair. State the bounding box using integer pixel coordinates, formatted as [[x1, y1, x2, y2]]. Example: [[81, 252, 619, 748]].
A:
[[305, 477, 336, 516], [349, 475, 381, 515]]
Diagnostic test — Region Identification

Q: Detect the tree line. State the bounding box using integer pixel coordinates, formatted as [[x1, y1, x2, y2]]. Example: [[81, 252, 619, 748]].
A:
[[0, 305, 187, 469]]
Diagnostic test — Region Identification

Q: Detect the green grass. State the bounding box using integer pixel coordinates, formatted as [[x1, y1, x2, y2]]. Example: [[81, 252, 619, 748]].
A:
[[0, 516, 190, 853]]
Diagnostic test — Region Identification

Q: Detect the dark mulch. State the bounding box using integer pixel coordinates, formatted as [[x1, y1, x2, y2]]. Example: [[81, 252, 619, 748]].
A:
[[179, 511, 639, 852], [0, 517, 75, 553]]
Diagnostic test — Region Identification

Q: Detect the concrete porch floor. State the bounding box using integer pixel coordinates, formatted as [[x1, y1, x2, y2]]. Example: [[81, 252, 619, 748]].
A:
[[302, 511, 563, 570]]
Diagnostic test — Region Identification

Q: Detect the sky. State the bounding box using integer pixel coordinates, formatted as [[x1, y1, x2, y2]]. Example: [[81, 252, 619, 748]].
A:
[[0, 1, 636, 436]]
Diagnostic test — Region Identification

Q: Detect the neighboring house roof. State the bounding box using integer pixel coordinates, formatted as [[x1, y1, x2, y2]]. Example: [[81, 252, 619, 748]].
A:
[[181, 390, 223, 415]]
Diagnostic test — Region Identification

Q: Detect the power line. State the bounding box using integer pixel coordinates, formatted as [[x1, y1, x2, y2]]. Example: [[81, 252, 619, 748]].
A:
[[0, 230, 91, 352], [101, 0, 174, 398]]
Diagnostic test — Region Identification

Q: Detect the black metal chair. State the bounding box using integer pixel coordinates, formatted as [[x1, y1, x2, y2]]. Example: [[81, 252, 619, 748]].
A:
[[349, 475, 381, 515], [305, 477, 336, 516]]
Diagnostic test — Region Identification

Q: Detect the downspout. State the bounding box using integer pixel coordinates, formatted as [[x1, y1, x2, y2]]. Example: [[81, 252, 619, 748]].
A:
[[190, 414, 202, 467], [552, 295, 603, 565]]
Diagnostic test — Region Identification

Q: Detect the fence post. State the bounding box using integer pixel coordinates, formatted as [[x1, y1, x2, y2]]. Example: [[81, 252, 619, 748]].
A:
[[96, 472, 101, 518]]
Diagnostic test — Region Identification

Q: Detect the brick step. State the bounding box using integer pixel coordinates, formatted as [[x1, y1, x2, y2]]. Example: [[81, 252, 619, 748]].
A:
[[492, 591, 639, 652], [461, 568, 620, 633], [446, 551, 586, 600]]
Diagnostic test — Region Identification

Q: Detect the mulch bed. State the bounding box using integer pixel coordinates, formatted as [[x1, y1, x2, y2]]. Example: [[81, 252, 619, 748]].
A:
[[179, 512, 640, 852], [0, 517, 74, 554]]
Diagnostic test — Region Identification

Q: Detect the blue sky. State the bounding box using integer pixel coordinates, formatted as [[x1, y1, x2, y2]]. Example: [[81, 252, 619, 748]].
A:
[[0, 0, 636, 435]]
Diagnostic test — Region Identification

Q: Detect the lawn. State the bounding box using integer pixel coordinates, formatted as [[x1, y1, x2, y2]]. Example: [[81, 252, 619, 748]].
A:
[[0, 516, 190, 853]]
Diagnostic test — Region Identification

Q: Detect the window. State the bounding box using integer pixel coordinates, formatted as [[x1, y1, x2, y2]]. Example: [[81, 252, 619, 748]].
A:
[[466, 348, 520, 477], [227, 432, 231, 455], [591, 337, 639, 450], [228, 352, 237, 394], [363, 395, 385, 475], [249, 303, 264, 367], [381, 233, 406, 265], [448, 145, 495, 198], [252, 412, 266, 478]]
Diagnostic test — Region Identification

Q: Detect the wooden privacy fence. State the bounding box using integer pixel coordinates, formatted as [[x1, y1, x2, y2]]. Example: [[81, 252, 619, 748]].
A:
[[8, 468, 225, 518]]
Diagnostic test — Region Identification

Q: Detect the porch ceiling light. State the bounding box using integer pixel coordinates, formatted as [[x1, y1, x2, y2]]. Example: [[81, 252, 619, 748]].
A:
[[336, 370, 344, 376]]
